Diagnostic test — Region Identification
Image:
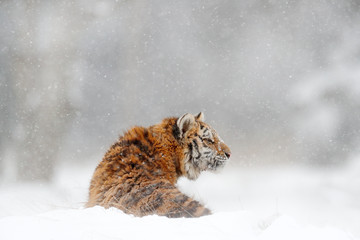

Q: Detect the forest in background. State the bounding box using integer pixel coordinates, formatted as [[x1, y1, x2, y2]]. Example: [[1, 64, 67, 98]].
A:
[[1, 0, 360, 181]]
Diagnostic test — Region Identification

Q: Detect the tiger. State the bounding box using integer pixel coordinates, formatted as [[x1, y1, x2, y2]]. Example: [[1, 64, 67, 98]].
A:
[[86, 112, 231, 218]]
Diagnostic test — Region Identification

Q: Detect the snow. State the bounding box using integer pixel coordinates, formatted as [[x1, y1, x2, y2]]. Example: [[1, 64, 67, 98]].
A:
[[0, 159, 359, 240], [0, 208, 352, 240]]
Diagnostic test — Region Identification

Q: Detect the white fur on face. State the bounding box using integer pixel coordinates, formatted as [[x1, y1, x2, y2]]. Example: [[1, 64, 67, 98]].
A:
[[183, 124, 228, 180]]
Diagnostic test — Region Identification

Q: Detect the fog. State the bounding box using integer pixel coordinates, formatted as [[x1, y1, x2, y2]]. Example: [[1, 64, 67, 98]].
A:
[[1, 0, 360, 181]]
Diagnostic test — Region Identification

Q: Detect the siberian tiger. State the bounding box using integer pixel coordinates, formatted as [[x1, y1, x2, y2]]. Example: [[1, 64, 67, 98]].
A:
[[86, 112, 231, 218]]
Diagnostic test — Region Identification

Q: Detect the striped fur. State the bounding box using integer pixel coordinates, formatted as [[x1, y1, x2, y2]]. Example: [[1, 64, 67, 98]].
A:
[[86, 112, 231, 218]]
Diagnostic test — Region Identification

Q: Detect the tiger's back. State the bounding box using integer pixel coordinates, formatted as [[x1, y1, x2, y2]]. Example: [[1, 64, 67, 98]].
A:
[[87, 112, 231, 218]]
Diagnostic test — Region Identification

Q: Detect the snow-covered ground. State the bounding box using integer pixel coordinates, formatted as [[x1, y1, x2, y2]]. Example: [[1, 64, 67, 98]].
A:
[[0, 158, 359, 240]]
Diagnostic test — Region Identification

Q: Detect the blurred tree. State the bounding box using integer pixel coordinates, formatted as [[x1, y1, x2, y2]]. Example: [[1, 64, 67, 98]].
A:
[[8, 1, 82, 181], [0, 79, 11, 177], [0, 1, 16, 177], [291, 22, 360, 164]]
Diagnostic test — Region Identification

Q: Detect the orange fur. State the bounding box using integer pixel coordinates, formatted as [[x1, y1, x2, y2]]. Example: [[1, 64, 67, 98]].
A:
[[86, 113, 230, 218]]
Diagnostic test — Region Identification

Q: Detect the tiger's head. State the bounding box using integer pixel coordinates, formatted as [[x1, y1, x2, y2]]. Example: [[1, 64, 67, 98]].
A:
[[175, 112, 231, 180]]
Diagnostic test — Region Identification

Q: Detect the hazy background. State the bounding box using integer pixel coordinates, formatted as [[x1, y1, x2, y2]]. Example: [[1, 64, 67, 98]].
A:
[[1, 0, 360, 182]]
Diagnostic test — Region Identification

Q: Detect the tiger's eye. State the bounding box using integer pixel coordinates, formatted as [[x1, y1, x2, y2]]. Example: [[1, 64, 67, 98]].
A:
[[206, 139, 215, 144]]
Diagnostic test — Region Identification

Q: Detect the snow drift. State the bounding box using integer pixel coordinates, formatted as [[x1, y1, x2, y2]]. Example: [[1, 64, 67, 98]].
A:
[[0, 159, 359, 240], [0, 207, 351, 240]]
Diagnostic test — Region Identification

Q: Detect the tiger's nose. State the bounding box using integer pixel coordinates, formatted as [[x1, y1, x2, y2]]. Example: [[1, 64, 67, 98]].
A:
[[220, 142, 231, 159]]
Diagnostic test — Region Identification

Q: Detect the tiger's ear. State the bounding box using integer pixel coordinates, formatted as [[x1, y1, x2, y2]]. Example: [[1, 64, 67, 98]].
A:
[[195, 112, 205, 121], [177, 113, 196, 137]]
